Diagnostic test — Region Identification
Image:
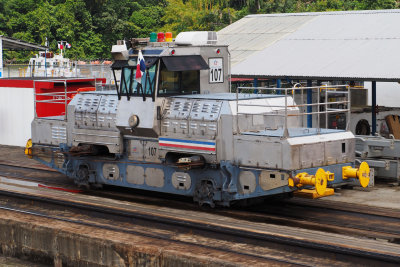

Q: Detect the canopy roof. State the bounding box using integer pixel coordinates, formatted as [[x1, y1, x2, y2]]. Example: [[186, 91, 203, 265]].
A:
[[218, 10, 400, 82], [1, 36, 48, 51]]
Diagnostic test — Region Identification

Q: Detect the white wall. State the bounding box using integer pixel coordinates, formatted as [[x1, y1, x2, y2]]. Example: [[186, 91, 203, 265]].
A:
[[0, 87, 34, 146], [364, 81, 400, 107]]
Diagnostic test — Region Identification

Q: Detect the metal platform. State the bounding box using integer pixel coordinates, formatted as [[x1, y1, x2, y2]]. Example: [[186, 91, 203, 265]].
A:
[[175, 92, 282, 100], [242, 128, 345, 138], [356, 135, 400, 181]]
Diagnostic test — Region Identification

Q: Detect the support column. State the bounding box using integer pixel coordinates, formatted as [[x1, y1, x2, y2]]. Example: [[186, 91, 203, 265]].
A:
[[253, 78, 258, 94], [307, 80, 312, 128], [372, 81, 377, 135], [277, 79, 281, 95]]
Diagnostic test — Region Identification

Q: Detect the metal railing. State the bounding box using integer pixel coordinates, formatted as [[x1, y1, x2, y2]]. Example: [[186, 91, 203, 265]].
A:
[[3, 64, 113, 83], [33, 78, 103, 120], [236, 84, 350, 137]]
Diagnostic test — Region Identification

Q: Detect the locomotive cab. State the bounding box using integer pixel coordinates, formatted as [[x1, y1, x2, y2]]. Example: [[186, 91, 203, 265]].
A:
[[108, 31, 230, 143]]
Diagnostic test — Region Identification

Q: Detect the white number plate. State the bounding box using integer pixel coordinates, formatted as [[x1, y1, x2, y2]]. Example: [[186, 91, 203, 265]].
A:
[[209, 58, 223, 83]]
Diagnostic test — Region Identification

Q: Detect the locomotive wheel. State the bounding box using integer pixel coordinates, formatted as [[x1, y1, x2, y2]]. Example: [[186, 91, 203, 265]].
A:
[[194, 180, 215, 208], [76, 165, 89, 187]]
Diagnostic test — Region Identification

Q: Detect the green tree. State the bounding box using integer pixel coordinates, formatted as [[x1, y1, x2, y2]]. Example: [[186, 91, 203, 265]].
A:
[[130, 4, 165, 37], [360, 0, 398, 9], [1, 0, 400, 62]]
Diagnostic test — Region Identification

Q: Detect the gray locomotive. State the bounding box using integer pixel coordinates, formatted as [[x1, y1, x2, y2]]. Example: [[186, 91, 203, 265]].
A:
[[26, 31, 370, 206]]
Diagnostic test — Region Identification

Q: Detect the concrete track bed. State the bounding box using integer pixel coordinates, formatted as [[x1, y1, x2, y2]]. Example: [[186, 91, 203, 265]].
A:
[[0, 210, 243, 267]]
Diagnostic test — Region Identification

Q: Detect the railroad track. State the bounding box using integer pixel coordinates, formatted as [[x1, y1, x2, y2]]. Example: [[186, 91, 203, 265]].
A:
[[2, 163, 400, 244], [0, 161, 75, 188], [227, 199, 400, 243], [0, 160, 57, 173], [2, 162, 400, 265], [0, 181, 399, 266], [0, 201, 303, 266]]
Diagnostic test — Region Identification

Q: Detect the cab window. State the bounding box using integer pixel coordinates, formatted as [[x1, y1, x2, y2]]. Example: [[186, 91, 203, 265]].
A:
[[120, 58, 157, 96], [158, 61, 199, 96]]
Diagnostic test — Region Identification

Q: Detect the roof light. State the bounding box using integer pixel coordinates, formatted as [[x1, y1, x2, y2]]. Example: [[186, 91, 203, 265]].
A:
[[171, 49, 175, 55], [216, 48, 220, 54], [175, 31, 217, 46], [165, 32, 173, 42], [157, 32, 165, 42], [150, 32, 157, 42]]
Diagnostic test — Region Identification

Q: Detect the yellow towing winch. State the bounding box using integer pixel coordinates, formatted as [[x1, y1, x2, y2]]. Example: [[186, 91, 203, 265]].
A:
[[24, 138, 32, 159], [288, 168, 333, 196], [289, 162, 370, 196], [342, 162, 370, 188]]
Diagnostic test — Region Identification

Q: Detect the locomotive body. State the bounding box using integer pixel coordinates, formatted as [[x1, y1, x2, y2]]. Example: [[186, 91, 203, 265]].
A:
[[27, 32, 369, 206]]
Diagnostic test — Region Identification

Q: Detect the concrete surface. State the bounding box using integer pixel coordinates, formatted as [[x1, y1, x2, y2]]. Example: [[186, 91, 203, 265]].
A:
[[326, 184, 400, 209], [0, 255, 49, 266], [0, 145, 46, 169]]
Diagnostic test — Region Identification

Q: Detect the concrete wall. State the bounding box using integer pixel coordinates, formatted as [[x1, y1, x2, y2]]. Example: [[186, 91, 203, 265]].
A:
[[364, 81, 400, 108], [0, 211, 237, 267], [0, 87, 34, 146]]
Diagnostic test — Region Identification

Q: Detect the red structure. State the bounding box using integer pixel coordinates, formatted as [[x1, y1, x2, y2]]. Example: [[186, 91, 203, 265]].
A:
[[0, 78, 106, 117]]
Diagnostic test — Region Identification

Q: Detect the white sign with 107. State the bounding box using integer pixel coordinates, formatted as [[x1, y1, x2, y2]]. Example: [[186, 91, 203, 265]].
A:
[[209, 58, 223, 83]]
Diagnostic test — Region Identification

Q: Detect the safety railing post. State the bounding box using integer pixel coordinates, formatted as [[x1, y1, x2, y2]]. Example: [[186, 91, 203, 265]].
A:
[[301, 86, 304, 127], [292, 83, 303, 127], [284, 88, 289, 138], [347, 85, 351, 131], [317, 86, 320, 134], [325, 85, 328, 129], [236, 87, 239, 134], [64, 80, 67, 120], [33, 81, 37, 118]]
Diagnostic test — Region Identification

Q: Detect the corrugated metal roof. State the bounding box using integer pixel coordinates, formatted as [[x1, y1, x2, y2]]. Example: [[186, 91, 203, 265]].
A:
[[1, 36, 48, 50], [245, 9, 400, 17], [220, 9, 400, 81], [218, 15, 314, 66]]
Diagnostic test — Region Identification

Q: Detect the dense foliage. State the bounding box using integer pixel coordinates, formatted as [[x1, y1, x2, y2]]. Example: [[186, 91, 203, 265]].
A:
[[0, 0, 399, 62]]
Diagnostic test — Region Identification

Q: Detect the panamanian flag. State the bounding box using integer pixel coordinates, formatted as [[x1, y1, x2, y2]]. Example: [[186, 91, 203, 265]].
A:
[[135, 50, 146, 83]]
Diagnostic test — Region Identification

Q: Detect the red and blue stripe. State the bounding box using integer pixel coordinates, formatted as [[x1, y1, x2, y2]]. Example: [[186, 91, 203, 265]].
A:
[[159, 137, 216, 152]]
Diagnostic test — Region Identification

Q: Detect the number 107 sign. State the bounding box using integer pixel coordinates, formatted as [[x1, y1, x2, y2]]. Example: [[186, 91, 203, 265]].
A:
[[209, 58, 223, 83]]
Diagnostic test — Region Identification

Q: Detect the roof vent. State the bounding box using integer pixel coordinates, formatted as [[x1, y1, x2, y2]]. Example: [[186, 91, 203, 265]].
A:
[[175, 31, 217, 46], [111, 40, 129, 60]]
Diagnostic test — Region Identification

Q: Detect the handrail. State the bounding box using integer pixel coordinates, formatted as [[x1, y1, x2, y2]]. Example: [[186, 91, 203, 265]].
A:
[[33, 79, 72, 120], [35, 91, 78, 96], [236, 84, 350, 137]]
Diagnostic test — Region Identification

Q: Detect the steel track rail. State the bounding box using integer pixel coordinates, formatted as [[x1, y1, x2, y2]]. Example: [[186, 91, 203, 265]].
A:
[[0, 162, 57, 173], [218, 208, 400, 243], [240, 203, 400, 238], [0, 188, 399, 264], [283, 197, 400, 219]]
